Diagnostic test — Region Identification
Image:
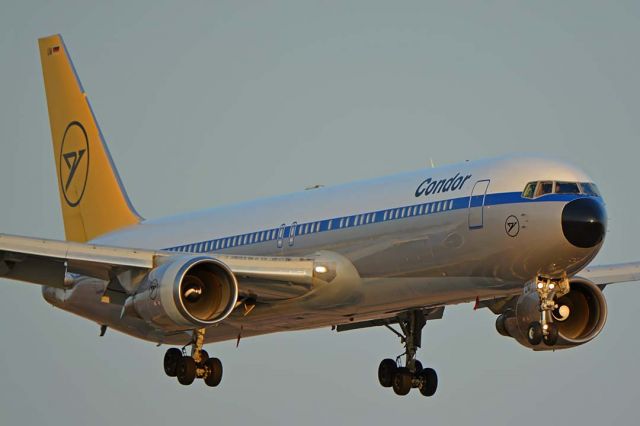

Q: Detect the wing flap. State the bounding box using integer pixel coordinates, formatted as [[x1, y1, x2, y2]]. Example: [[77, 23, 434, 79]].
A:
[[0, 254, 65, 287]]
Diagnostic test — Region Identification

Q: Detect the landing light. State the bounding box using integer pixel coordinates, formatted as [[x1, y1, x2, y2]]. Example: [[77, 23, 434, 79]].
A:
[[315, 265, 328, 274], [537, 282, 544, 289], [549, 283, 555, 290]]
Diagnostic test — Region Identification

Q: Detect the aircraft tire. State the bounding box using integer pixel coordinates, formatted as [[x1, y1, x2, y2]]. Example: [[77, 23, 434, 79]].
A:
[[203, 358, 223, 387], [392, 367, 412, 396], [418, 368, 438, 397], [378, 359, 397, 388], [163, 348, 182, 377], [543, 323, 559, 346], [176, 356, 197, 385], [527, 322, 543, 345]]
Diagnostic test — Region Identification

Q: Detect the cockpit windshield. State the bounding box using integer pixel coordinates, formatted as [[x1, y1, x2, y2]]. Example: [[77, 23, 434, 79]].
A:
[[521, 181, 601, 199], [555, 182, 580, 194], [580, 182, 601, 197], [537, 181, 554, 197]]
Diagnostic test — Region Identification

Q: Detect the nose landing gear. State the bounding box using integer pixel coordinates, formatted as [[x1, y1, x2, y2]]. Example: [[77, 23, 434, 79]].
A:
[[526, 277, 569, 347], [162, 328, 223, 387], [377, 310, 438, 397]]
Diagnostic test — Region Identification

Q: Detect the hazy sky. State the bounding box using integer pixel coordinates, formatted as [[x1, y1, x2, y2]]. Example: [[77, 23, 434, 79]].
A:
[[1, 1, 640, 425]]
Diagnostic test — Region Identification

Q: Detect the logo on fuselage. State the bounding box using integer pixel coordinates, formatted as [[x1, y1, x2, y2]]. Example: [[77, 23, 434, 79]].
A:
[[59, 121, 89, 207], [415, 173, 472, 198], [505, 215, 520, 237]]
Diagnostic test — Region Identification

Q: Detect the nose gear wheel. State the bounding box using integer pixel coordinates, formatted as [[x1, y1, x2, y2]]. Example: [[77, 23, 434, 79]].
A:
[[527, 277, 570, 347]]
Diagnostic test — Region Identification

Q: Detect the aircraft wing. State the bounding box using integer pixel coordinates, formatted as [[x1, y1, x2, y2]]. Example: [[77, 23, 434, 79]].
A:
[[578, 262, 640, 287], [0, 233, 325, 301]]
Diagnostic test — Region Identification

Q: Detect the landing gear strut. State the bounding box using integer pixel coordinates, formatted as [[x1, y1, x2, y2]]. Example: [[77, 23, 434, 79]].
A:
[[526, 277, 569, 347], [377, 310, 438, 397], [163, 328, 223, 387]]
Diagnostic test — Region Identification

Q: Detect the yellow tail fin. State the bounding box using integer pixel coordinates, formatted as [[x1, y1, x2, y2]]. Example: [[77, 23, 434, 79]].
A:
[[38, 34, 141, 242]]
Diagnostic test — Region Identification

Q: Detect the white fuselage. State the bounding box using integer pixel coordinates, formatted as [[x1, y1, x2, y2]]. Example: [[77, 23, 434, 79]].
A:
[[44, 155, 604, 345]]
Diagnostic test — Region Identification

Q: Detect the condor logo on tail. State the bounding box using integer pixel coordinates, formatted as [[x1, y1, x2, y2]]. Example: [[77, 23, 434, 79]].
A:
[[59, 121, 89, 207]]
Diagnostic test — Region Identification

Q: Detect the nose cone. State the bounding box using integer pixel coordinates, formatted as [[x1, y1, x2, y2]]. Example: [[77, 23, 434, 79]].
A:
[[562, 198, 607, 248]]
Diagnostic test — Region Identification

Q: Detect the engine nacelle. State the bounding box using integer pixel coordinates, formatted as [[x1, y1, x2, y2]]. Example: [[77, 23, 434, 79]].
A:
[[125, 255, 239, 331], [496, 278, 607, 350]]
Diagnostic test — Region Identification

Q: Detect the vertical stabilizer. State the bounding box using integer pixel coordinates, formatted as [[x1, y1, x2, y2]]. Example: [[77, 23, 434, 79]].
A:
[[38, 34, 141, 242]]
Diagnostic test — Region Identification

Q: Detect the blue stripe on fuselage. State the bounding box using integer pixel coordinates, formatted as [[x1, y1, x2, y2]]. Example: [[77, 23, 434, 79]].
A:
[[164, 192, 600, 253]]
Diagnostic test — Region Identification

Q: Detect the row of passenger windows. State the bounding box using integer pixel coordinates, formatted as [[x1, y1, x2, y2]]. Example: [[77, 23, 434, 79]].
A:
[[167, 198, 458, 253], [521, 181, 601, 199]]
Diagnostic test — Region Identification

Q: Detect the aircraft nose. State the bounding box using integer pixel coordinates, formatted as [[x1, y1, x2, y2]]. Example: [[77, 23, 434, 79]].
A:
[[561, 198, 607, 248]]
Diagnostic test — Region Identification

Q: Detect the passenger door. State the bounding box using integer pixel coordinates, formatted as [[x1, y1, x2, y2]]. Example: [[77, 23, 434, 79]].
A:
[[468, 179, 490, 229]]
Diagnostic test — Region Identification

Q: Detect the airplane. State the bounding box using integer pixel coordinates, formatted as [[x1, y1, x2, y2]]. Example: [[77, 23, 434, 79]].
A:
[[1, 33, 639, 397]]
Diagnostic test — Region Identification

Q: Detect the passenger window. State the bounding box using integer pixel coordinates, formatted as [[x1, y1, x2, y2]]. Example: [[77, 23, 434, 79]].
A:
[[522, 182, 537, 199], [536, 182, 553, 197], [555, 182, 580, 194]]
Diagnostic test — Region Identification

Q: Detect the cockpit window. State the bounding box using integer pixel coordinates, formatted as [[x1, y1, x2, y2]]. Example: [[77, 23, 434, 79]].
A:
[[536, 181, 554, 197], [580, 182, 601, 197], [555, 182, 580, 194], [522, 180, 601, 199], [522, 182, 537, 199]]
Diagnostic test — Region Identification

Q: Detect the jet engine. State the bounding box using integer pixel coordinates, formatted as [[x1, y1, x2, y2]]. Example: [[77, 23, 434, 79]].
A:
[[495, 278, 607, 350], [125, 255, 239, 331]]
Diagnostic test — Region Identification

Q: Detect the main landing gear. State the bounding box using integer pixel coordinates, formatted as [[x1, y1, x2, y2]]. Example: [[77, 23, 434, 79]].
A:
[[378, 310, 438, 397], [526, 277, 569, 347], [163, 328, 223, 387]]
